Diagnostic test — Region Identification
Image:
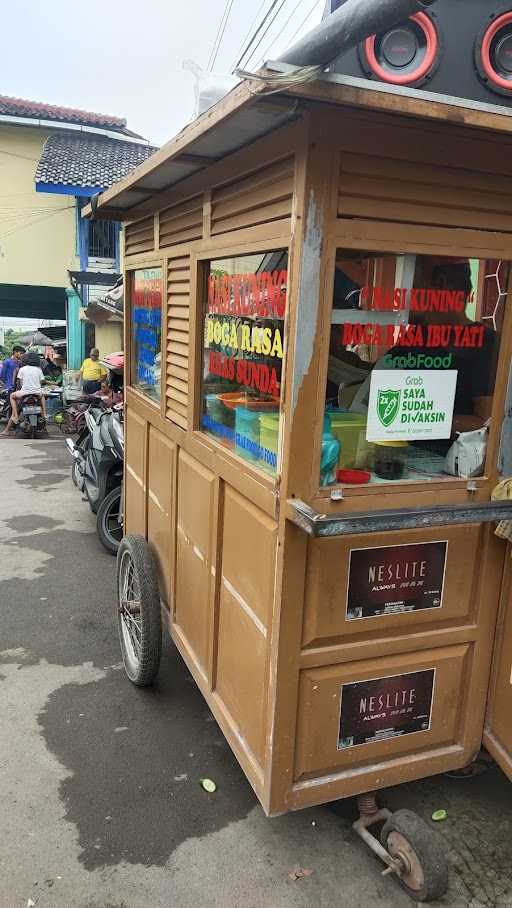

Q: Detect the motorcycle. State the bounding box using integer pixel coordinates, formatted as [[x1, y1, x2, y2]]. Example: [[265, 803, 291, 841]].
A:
[[17, 394, 47, 439], [66, 405, 124, 514], [0, 384, 11, 422]]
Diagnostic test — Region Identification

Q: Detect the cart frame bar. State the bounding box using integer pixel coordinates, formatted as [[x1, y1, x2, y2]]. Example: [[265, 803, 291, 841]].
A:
[[287, 499, 512, 537]]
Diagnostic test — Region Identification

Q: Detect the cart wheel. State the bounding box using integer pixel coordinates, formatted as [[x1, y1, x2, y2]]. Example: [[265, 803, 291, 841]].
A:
[[380, 809, 448, 903], [116, 535, 162, 687]]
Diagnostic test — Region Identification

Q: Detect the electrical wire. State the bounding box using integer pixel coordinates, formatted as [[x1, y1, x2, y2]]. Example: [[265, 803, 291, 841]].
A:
[[234, 0, 282, 71], [207, 0, 237, 72], [230, 0, 270, 72], [235, 0, 323, 88], [254, 0, 312, 69], [283, 0, 322, 50], [244, 0, 289, 70], [0, 205, 74, 241], [0, 148, 41, 164], [235, 63, 323, 91]]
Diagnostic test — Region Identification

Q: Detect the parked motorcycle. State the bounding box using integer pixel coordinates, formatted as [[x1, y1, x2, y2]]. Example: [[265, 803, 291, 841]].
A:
[[67, 405, 124, 513]]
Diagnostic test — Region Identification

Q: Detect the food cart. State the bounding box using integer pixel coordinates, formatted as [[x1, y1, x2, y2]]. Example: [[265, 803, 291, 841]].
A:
[[86, 69, 512, 901]]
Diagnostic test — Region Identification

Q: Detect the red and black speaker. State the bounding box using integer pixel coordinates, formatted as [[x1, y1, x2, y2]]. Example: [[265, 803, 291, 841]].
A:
[[325, 0, 512, 108]]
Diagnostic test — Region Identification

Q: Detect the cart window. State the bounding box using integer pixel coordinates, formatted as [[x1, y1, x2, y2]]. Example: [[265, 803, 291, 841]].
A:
[[320, 250, 509, 488], [200, 251, 288, 475], [131, 267, 162, 403]]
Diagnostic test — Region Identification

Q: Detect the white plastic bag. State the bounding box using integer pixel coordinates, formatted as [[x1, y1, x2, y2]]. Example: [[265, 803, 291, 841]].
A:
[[445, 425, 489, 478], [183, 59, 237, 119]]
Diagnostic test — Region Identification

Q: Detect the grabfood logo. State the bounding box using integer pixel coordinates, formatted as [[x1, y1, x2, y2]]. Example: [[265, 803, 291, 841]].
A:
[[383, 353, 453, 369], [377, 389, 401, 428]]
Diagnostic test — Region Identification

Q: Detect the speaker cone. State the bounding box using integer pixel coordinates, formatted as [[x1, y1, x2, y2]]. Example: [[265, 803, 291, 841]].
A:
[[361, 12, 439, 86], [478, 11, 512, 94]]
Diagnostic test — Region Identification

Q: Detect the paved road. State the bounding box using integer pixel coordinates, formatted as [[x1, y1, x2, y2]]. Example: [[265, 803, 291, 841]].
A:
[[1, 433, 512, 907]]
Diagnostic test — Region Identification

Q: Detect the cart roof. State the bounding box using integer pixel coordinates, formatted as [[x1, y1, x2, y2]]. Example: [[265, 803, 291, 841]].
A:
[[84, 66, 512, 223]]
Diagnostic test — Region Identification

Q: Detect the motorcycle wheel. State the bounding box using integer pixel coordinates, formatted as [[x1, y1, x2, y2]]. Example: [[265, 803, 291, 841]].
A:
[[97, 486, 123, 555], [71, 461, 81, 488]]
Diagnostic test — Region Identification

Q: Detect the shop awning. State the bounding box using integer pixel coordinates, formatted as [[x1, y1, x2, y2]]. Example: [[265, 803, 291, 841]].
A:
[[68, 270, 121, 288], [84, 67, 512, 224], [0, 283, 67, 320]]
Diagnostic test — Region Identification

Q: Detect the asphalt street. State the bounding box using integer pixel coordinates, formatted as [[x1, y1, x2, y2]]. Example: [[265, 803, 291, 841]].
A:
[[1, 432, 512, 907]]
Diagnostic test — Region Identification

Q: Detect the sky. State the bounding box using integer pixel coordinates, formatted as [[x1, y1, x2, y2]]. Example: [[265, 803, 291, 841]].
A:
[[0, 0, 325, 147]]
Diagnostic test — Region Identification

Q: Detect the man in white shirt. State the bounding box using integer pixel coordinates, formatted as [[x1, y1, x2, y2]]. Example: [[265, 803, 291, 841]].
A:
[[2, 352, 46, 435]]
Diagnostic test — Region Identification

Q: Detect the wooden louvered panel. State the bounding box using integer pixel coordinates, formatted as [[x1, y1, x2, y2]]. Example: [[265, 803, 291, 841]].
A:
[[166, 254, 191, 429], [168, 364, 189, 384], [166, 351, 189, 372], [169, 375, 188, 395], [159, 196, 203, 248], [168, 321, 190, 336], [169, 282, 191, 296], [172, 305, 190, 320], [168, 330, 190, 346], [338, 152, 512, 234], [211, 156, 294, 236], [125, 216, 155, 256]]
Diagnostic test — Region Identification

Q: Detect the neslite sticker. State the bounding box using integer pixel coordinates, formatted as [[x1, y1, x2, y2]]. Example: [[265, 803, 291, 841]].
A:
[[338, 668, 435, 750], [346, 541, 447, 620]]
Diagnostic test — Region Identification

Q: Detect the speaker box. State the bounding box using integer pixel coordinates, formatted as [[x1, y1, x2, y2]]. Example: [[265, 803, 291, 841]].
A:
[[326, 0, 512, 108]]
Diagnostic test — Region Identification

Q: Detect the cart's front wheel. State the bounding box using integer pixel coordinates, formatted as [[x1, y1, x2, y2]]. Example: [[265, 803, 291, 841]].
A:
[[380, 809, 448, 903], [116, 535, 162, 686]]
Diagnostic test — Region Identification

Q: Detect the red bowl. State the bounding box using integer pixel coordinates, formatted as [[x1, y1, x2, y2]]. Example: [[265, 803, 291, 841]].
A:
[[336, 468, 371, 484]]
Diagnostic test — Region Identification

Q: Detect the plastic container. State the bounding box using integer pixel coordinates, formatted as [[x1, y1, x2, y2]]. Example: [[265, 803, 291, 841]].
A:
[[321, 413, 341, 486], [374, 441, 409, 480], [235, 408, 264, 463], [206, 393, 225, 424], [260, 413, 280, 473], [45, 392, 63, 419], [329, 411, 372, 469], [62, 369, 82, 404], [205, 394, 226, 436], [219, 392, 279, 411]]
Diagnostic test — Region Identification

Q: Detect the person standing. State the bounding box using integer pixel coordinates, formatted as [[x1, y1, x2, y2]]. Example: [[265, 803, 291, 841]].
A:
[[0, 345, 25, 390], [79, 348, 107, 395]]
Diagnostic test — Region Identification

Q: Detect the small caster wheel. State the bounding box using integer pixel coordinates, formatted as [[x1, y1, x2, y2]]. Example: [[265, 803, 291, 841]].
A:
[[380, 809, 448, 903]]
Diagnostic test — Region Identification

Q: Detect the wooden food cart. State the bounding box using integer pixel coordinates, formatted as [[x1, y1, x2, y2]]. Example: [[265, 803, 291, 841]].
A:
[[87, 71, 512, 901]]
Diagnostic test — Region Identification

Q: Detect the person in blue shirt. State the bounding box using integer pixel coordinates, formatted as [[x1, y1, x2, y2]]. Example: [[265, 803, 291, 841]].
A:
[[0, 345, 25, 390]]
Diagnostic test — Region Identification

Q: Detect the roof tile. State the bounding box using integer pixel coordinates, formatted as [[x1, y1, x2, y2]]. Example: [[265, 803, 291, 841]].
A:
[[35, 134, 157, 191], [0, 94, 128, 130]]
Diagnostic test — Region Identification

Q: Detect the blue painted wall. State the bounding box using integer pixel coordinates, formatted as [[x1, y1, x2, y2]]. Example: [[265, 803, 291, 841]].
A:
[[66, 287, 84, 370]]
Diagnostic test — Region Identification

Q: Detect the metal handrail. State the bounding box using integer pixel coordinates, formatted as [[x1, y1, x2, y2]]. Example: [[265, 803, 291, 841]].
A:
[[287, 498, 512, 537]]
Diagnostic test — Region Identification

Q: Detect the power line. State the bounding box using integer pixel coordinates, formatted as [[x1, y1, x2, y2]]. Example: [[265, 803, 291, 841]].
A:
[[282, 0, 321, 51], [230, 0, 270, 71], [234, 0, 282, 71], [255, 0, 312, 68], [0, 205, 74, 241], [207, 0, 237, 72], [0, 148, 41, 164], [244, 0, 290, 70]]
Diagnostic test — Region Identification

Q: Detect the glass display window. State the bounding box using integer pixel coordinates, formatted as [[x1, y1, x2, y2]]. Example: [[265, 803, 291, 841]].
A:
[[200, 250, 288, 476], [320, 250, 509, 488], [131, 267, 163, 403]]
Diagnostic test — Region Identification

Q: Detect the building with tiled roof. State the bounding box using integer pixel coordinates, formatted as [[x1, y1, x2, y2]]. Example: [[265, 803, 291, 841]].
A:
[[0, 94, 139, 136], [35, 134, 156, 195], [0, 93, 156, 365]]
